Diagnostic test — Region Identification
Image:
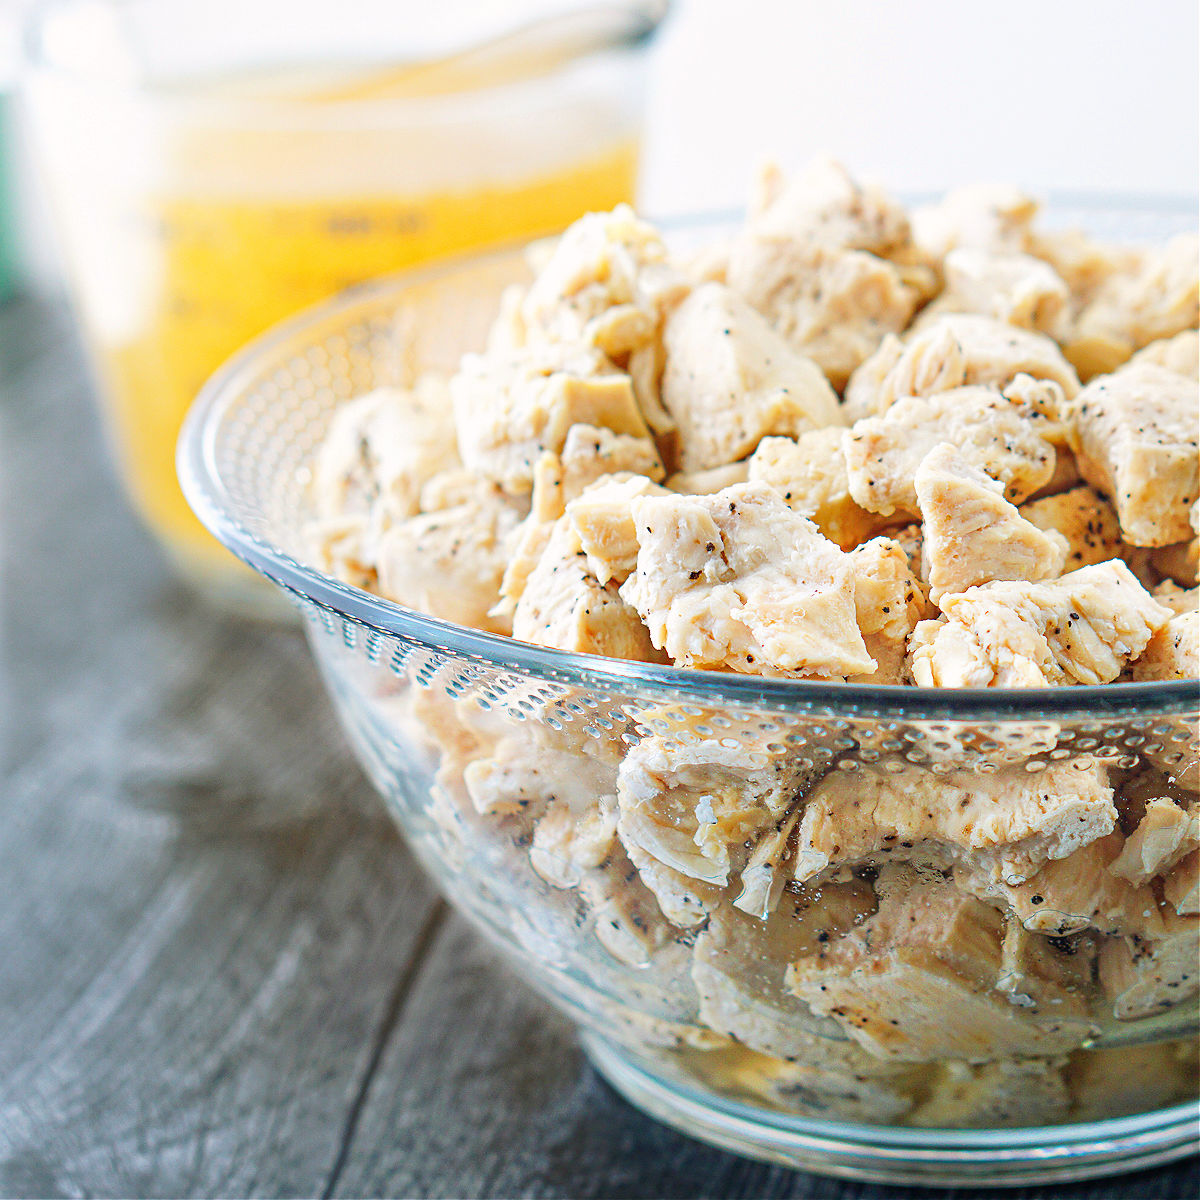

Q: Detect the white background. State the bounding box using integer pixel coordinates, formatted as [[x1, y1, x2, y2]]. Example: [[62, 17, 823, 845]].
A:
[[6, 0, 1199, 289], [642, 0, 1199, 215]]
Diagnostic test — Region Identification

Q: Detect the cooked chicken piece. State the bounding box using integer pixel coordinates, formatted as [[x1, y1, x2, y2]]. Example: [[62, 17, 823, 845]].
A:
[[692, 883, 878, 1061], [1164, 851, 1199, 914], [496, 425, 664, 612], [846, 536, 932, 682], [1110, 798, 1199, 886], [916, 443, 1067, 603], [616, 719, 815, 887], [660, 283, 843, 472], [1152, 581, 1200, 616], [909, 1056, 1071, 1128], [1067, 234, 1200, 379], [958, 832, 1163, 936], [733, 805, 805, 918], [375, 486, 525, 633], [748, 157, 915, 256], [620, 482, 873, 677], [311, 378, 460, 526], [908, 561, 1172, 688], [565, 474, 670, 587], [1128, 329, 1200, 379], [1099, 908, 1200, 1020], [1066, 362, 1199, 548], [624, 839, 725, 928], [1029, 228, 1142, 318], [450, 343, 652, 494], [842, 313, 1080, 423], [1130, 610, 1200, 681], [665, 461, 751, 495], [511, 518, 662, 661], [793, 760, 1115, 887], [727, 235, 919, 389], [1019, 485, 1126, 572], [912, 184, 1039, 259], [786, 871, 1097, 1061], [888, 522, 927, 583], [748, 431, 894, 551], [307, 379, 462, 582], [518, 204, 690, 360], [994, 918, 1094, 1011], [580, 848, 684, 967], [921, 249, 1070, 338], [843, 384, 1058, 519], [529, 794, 619, 888]]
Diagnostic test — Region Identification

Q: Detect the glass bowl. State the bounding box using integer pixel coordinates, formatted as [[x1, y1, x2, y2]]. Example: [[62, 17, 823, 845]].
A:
[[179, 208, 1199, 1187]]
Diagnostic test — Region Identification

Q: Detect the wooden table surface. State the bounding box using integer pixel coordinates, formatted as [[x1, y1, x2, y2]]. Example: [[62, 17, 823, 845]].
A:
[[1, 294, 1195, 1200]]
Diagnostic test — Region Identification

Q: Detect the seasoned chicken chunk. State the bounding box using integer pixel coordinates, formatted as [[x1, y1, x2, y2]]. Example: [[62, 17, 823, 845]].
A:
[[660, 283, 843, 471], [616, 717, 815, 887], [843, 313, 1080, 422], [786, 871, 1096, 1061], [450, 344, 651, 494], [915, 443, 1067, 603], [1068, 234, 1200, 379], [727, 236, 920, 389], [908, 561, 1172, 687], [748, 157, 916, 258], [843, 384, 1058, 519], [748, 431, 893, 551], [910, 1055, 1071, 1128], [511, 519, 662, 661], [566, 474, 670, 586], [1099, 908, 1200, 1020], [923, 249, 1070, 337], [958, 832, 1163, 936], [912, 184, 1039, 259], [1018, 485, 1126, 572], [517, 203, 690, 360], [1130, 610, 1199, 681], [620, 482, 873, 677], [375, 487, 524, 633], [792, 760, 1115, 886], [1128, 329, 1200, 379], [530, 794, 619, 888], [1066, 362, 1199, 547], [1164, 851, 1200, 915], [692, 883, 878, 1061], [1111, 798, 1199, 886], [846, 536, 932, 682]]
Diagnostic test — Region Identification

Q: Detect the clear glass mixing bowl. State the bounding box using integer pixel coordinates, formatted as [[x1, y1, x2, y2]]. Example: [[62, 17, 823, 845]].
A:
[[178, 208, 1199, 1187]]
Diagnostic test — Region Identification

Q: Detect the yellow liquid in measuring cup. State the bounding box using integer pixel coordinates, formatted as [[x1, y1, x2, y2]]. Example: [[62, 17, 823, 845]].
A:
[[93, 135, 638, 580]]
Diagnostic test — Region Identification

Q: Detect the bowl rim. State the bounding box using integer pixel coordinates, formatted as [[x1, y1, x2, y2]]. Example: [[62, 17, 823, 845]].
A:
[[178, 205, 1200, 722]]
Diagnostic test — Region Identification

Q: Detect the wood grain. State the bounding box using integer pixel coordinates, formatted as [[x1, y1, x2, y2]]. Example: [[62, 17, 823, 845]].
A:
[[0, 294, 1195, 1199]]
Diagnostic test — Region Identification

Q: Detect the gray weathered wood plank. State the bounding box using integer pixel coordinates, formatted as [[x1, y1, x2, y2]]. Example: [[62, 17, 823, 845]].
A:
[[0, 297, 445, 1198], [331, 913, 1199, 1200]]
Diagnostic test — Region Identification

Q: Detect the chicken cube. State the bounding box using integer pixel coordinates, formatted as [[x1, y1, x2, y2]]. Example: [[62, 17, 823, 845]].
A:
[[846, 536, 932, 682], [748, 431, 893, 550], [915, 442, 1068, 603], [619, 482, 873, 676], [1066, 362, 1199, 547], [511, 519, 662, 661], [792, 760, 1116, 887], [843, 384, 1058, 519], [924, 249, 1070, 337], [786, 871, 1096, 1061], [1018, 485, 1126, 572], [727, 236, 919, 389], [1128, 329, 1199, 379], [912, 184, 1040, 259], [843, 313, 1080, 423], [660, 283, 843, 471], [1130, 610, 1199, 681], [566, 474, 670, 586], [908, 561, 1172, 687], [1111, 798, 1199, 886], [1099, 908, 1200, 1020]]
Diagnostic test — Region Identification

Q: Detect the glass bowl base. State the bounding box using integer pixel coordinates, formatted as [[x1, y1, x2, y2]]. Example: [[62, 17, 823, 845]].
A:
[[581, 1033, 1200, 1188]]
